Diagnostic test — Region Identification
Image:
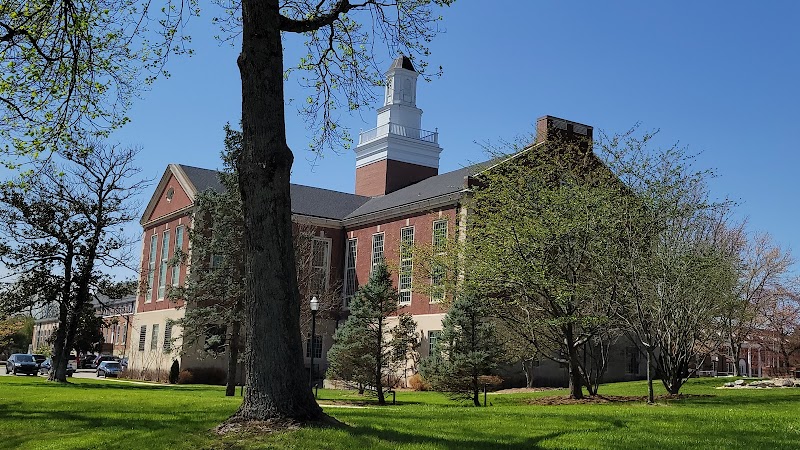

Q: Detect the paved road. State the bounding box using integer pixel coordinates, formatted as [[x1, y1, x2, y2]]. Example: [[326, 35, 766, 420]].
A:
[[2, 368, 104, 379]]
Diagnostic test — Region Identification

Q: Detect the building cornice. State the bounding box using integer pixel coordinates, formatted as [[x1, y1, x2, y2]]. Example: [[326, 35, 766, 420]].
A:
[[343, 191, 464, 228]]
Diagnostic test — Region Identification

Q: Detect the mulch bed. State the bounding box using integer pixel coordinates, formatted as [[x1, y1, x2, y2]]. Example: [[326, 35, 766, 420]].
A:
[[524, 394, 711, 406]]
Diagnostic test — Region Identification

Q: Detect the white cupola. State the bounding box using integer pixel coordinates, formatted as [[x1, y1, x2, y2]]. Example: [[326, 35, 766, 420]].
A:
[[354, 55, 443, 197]]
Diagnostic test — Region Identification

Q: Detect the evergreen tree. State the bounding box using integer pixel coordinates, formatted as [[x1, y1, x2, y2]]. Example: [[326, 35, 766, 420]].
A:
[[420, 292, 500, 406], [326, 262, 401, 405]]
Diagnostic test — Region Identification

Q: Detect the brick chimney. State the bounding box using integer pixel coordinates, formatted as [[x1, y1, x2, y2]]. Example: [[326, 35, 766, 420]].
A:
[[536, 115, 593, 154], [353, 56, 442, 197]]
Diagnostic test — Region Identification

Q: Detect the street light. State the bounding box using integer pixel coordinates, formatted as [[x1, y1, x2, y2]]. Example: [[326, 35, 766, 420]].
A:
[[309, 296, 319, 390]]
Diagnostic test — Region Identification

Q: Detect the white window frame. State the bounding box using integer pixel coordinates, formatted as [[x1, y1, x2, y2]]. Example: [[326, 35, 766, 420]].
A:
[[310, 237, 331, 296], [172, 226, 184, 287], [428, 330, 441, 356], [146, 234, 157, 302], [157, 230, 170, 300], [398, 226, 414, 305], [343, 238, 358, 309], [151, 324, 160, 351], [371, 232, 385, 273], [138, 325, 147, 351], [431, 220, 448, 303]]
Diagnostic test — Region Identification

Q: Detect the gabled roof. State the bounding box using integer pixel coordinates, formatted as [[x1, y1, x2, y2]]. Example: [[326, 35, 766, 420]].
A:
[[345, 163, 485, 220], [176, 165, 371, 221]]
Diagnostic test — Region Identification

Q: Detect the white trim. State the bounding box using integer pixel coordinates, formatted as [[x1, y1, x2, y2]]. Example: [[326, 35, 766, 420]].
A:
[[354, 134, 441, 169], [139, 164, 198, 226]]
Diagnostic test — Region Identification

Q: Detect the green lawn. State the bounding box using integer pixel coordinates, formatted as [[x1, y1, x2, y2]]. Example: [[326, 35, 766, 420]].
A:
[[1, 376, 799, 449]]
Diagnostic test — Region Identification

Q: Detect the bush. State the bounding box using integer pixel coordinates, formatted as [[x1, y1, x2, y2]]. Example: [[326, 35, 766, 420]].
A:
[[408, 373, 429, 391], [176, 367, 227, 385], [168, 360, 180, 384], [478, 375, 504, 391], [119, 368, 170, 383]]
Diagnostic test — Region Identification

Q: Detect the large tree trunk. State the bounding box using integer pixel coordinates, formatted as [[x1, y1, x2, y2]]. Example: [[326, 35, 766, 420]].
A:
[[48, 302, 70, 382], [646, 349, 654, 404], [522, 358, 535, 388], [565, 328, 584, 399], [230, 0, 324, 422], [375, 318, 385, 406], [226, 318, 241, 397]]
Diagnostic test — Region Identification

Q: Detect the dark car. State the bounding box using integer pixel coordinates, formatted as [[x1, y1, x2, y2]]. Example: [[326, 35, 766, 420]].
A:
[[5, 354, 39, 375], [80, 354, 97, 369], [31, 354, 47, 367], [38, 357, 76, 376], [96, 361, 122, 378], [93, 355, 119, 369]]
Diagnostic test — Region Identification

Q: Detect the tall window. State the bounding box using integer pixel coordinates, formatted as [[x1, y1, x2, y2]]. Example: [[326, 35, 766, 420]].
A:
[[311, 238, 330, 296], [172, 226, 184, 287], [163, 321, 173, 352], [138, 325, 147, 351], [399, 226, 414, 304], [371, 233, 384, 272], [151, 324, 160, 351], [157, 230, 170, 299], [343, 238, 358, 308], [428, 330, 441, 356], [146, 235, 157, 301], [626, 347, 640, 375], [431, 220, 447, 303], [306, 335, 323, 359]]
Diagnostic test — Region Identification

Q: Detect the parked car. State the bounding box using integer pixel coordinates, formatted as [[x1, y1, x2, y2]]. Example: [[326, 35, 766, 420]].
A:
[[80, 354, 97, 369], [38, 357, 77, 376], [31, 354, 47, 367], [96, 361, 122, 378], [5, 354, 39, 375], [93, 355, 119, 369]]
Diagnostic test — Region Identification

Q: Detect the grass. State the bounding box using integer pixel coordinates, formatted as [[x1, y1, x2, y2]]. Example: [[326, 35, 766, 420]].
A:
[[1, 376, 799, 449]]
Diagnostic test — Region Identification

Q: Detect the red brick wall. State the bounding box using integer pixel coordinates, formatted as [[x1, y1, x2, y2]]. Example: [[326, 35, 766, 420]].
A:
[[147, 174, 192, 222], [355, 159, 438, 197], [138, 215, 191, 313], [346, 206, 457, 315]]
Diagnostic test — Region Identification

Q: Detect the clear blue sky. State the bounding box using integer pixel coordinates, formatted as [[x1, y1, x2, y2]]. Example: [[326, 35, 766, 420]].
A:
[[113, 1, 800, 274]]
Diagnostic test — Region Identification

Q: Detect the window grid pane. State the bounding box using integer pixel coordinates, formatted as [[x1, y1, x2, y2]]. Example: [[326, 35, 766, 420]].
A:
[[311, 239, 330, 295], [172, 226, 184, 287], [371, 233, 384, 272], [147, 235, 157, 300], [399, 227, 414, 304], [151, 324, 159, 351], [431, 220, 448, 303], [344, 239, 358, 308], [158, 231, 170, 299], [138, 325, 147, 351], [306, 335, 323, 359], [163, 322, 172, 352], [428, 330, 441, 356]]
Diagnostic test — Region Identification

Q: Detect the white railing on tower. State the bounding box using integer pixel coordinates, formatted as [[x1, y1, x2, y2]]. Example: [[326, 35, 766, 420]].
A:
[[358, 123, 438, 145]]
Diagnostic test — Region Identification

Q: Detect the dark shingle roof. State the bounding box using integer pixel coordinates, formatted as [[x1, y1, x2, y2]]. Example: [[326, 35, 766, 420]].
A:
[[345, 163, 487, 219], [177, 165, 370, 221], [389, 55, 416, 72]]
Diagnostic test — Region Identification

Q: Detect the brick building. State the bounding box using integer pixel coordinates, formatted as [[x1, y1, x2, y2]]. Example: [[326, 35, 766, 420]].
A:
[[129, 56, 644, 386]]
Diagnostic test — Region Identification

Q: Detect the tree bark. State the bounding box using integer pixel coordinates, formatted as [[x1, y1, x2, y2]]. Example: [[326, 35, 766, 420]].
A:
[[230, 0, 324, 422], [375, 317, 385, 405], [522, 358, 535, 388], [226, 318, 241, 397], [646, 349, 654, 404], [49, 245, 75, 383], [565, 328, 584, 399]]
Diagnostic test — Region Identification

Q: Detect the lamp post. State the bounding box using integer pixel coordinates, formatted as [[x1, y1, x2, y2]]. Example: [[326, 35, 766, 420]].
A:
[[309, 296, 319, 390]]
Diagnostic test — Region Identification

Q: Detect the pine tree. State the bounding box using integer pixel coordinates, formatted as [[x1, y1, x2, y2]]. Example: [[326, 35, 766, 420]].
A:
[[420, 292, 500, 406], [326, 262, 401, 405]]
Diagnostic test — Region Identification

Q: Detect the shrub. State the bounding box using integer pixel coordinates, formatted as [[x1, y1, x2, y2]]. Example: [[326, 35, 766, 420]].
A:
[[176, 367, 227, 385], [119, 368, 170, 383], [408, 373, 429, 391], [168, 360, 180, 384], [478, 375, 504, 391]]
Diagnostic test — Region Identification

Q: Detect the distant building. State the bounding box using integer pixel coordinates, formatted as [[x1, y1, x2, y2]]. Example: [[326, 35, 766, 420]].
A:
[[31, 295, 136, 357]]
